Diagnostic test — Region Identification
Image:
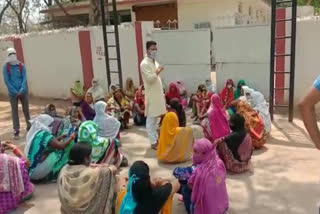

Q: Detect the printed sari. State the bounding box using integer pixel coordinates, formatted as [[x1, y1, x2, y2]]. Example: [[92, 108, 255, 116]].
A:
[[58, 164, 115, 214], [236, 101, 267, 149], [157, 112, 194, 163], [218, 134, 253, 173], [27, 130, 73, 181], [78, 121, 122, 167], [25, 115, 73, 181], [0, 154, 34, 213]]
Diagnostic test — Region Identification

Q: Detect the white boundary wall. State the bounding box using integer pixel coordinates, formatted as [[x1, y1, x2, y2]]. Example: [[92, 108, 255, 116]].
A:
[[214, 24, 271, 99], [213, 16, 320, 106], [152, 29, 211, 94], [0, 22, 211, 99]]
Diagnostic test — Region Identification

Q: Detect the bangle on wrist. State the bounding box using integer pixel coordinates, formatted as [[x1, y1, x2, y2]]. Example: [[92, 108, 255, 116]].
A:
[[13, 147, 20, 155]]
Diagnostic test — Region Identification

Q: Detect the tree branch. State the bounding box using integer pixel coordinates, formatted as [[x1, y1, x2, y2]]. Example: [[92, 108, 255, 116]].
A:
[[53, 0, 86, 25], [6, 0, 27, 33], [0, 0, 12, 24]]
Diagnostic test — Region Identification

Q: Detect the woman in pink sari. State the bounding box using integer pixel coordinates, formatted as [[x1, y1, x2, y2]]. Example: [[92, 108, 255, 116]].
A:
[[0, 141, 34, 213], [176, 81, 188, 109], [215, 114, 253, 173], [200, 94, 231, 142], [188, 138, 229, 214]]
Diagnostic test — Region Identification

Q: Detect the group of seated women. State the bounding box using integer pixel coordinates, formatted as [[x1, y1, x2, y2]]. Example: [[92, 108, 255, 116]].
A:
[[193, 79, 271, 150], [116, 137, 229, 214], [0, 136, 229, 214], [0, 77, 272, 214]]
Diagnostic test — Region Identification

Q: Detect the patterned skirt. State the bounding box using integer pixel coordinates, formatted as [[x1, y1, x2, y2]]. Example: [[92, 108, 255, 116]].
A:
[[217, 142, 252, 174]]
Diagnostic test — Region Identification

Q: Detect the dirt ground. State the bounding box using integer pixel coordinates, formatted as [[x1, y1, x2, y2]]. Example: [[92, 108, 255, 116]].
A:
[[1, 96, 319, 214]]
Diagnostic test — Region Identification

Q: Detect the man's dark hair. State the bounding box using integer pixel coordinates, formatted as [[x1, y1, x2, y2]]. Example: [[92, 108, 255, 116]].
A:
[[69, 142, 92, 165], [146, 41, 157, 50]]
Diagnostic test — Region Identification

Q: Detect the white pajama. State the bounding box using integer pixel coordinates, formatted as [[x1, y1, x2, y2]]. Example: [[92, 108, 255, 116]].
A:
[[146, 115, 159, 145]]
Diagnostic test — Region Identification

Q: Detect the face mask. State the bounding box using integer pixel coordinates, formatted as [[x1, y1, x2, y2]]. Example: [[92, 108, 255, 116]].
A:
[[8, 54, 17, 64], [227, 85, 232, 89], [193, 152, 205, 165], [150, 50, 157, 59]]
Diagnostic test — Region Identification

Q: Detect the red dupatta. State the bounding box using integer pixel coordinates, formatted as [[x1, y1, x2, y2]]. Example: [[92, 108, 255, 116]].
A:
[[220, 79, 235, 106]]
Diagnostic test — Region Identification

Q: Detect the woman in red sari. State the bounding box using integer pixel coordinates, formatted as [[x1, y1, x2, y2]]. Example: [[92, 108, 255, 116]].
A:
[[166, 83, 182, 105], [133, 87, 146, 126], [220, 79, 235, 107]]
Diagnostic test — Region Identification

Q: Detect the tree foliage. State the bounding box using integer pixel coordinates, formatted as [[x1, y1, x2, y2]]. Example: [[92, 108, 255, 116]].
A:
[[267, 0, 320, 13]]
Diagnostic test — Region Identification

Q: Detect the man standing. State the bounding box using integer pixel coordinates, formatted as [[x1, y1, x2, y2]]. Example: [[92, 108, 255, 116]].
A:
[[3, 48, 31, 139], [140, 41, 166, 150]]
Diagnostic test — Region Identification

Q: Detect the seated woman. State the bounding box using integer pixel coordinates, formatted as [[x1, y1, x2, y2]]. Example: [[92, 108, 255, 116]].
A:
[[198, 91, 214, 121], [70, 80, 84, 106], [157, 112, 193, 163], [78, 121, 123, 167], [192, 85, 207, 122], [124, 77, 137, 103], [44, 104, 63, 136], [44, 104, 59, 118], [58, 142, 117, 214], [234, 79, 246, 100], [106, 84, 118, 102], [70, 80, 96, 120], [215, 114, 253, 173], [169, 98, 186, 127], [189, 138, 229, 214], [220, 79, 235, 107], [107, 89, 131, 129], [59, 106, 86, 142], [133, 89, 147, 126], [87, 78, 105, 103], [230, 99, 267, 149], [200, 94, 231, 142], [118, 160, 181, 214], [85, 92, 95, 109], [93, 101, 121, 139], [25, 114, 75, 182], [0, 141, 34, 213], [176, 81, 188, 109], [165, 83, 182, 105], [191, 85, 204, 118], [251, 91, 272, 134]]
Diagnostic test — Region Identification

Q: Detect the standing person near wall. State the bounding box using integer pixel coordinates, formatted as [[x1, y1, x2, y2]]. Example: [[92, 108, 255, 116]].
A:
[[3, 48, 31, 140], [140, 41, 166, 150]]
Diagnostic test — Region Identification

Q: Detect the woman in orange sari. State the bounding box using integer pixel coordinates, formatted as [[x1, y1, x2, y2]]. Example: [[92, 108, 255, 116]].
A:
[[235, 100, 267, 149], [157, 112, 194, 163]]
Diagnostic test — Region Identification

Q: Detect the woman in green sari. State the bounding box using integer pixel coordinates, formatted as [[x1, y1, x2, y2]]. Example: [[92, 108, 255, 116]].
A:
[[25, 114, 75, 182], [78, 121, 124, 167], [234, 80, 246, 100]]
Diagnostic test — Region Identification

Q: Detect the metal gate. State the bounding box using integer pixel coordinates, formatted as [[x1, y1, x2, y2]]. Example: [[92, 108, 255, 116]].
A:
[[269, 0, 297, 122], [99, 0, 123, 89]]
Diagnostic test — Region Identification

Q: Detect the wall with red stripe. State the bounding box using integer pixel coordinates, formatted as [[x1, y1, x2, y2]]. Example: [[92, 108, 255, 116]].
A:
[[0, 23, 154, 98]]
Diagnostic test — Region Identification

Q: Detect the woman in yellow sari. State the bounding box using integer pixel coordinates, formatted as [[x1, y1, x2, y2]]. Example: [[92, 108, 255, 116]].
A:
[[157, 112, 194, 163]]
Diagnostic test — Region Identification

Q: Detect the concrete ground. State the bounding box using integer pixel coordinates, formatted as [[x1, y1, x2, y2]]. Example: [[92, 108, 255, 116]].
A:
[[1, 96, 319, 214]]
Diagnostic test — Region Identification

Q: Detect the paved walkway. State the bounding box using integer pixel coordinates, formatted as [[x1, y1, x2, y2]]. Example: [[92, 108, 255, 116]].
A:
[[0, 97, 319, 214]]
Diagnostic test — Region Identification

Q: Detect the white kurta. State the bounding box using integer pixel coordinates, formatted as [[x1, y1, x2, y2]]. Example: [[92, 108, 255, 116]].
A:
[[140, 56, 166, 117]]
